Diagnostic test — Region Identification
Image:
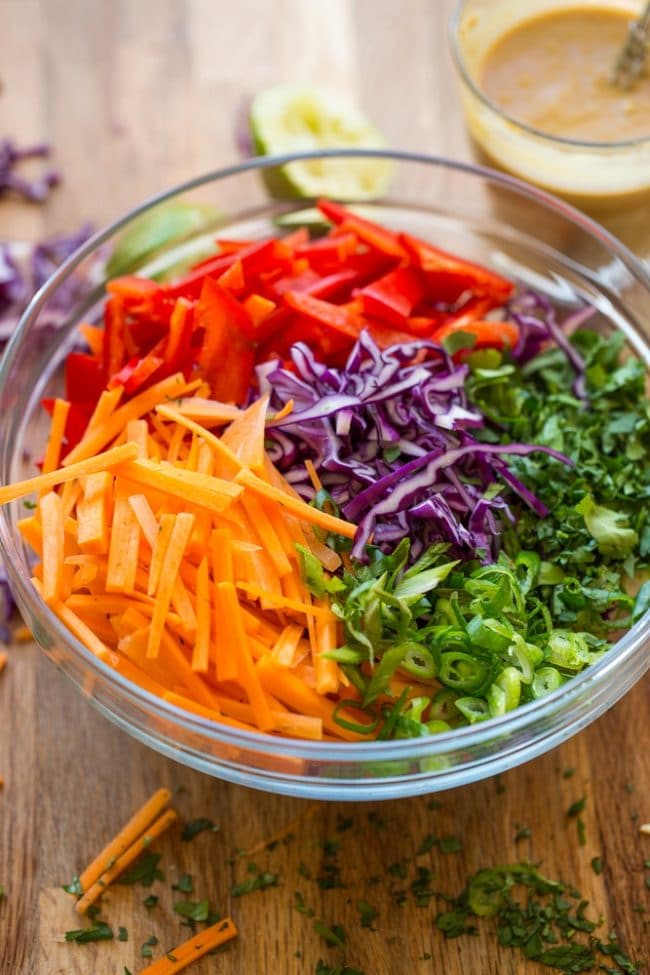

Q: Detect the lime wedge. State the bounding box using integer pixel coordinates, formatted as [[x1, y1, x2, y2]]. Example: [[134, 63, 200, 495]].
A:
[[250, 84, 392, 201]]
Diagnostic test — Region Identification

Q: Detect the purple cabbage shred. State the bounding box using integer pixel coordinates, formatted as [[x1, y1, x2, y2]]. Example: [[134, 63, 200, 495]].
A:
[[0, 139, 60, 203], [261, 330, 572, 564]]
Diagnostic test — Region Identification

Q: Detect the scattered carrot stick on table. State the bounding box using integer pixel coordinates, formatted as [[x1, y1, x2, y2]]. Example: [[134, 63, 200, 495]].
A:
[[138, 917, 238, 975], [77, 787, 172, 893]]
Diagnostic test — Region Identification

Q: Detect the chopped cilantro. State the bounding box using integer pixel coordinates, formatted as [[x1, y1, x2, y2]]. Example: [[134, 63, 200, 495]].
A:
[[173, 899, 209, 922], [141, 935, 159, 958], [439, 835, 463, 854], [356, 900, 378, 929], [118, 926, 128, 942], [61, 876, 83, 896], [590, 857, 603, 875], [294, 891, 314, 917], [315, 961, 365, 975], [230, 872, 278, 897], [119, 852, 163, 886], [143, 894, 158, 908], [0, 885, 4, 899], [515, 827, 532, 842], [65, 921, 113, 944], [567, 797, 587, 818], [171, 873, 194, 893], [562, 767, 576, 779], [181, 818, 218, 841], [417, 834, 437, 855], [313, 919, 346, 949]]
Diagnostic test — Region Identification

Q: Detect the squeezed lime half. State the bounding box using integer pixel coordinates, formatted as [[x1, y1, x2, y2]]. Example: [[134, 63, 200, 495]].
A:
[[250, 84, 393, 200]]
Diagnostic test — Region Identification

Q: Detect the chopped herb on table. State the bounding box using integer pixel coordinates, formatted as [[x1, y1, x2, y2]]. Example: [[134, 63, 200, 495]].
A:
[[181, 818, 219, 841]]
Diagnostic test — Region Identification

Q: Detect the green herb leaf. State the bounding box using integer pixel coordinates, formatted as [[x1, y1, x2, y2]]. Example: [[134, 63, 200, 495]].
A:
[[61, 876, 83, 896], [173, 899, 209, 922], [356, 900, 378, 929], [141, 935, 159, 958], [118, 926, 128, 942], [143, 894, 158, 908], [181, 818, 218, 841], [119, 852, 163, 886], [230, 872, 278, 897], [65, 922, 114, 944], [567, 797, 587, 818]]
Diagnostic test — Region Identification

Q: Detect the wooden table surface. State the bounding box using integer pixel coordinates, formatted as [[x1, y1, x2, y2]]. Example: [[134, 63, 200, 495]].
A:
[[0, 3, 648, 974]]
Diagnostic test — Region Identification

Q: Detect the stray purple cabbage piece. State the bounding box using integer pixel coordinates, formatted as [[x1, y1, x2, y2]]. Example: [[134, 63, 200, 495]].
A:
[[0, 225, 93, 343], [0, 563, 15, 644], [261, 320, 575, 565], [0, 139, 60, 203]]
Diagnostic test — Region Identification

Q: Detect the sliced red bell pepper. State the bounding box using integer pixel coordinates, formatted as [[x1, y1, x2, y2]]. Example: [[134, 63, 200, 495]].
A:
[[106, 274, 161, 303], [317, 199, 408, 260], [295, 232, 359, 272], [400, 232, 514, 305], [431, 318, 520, 351], [217, 258, 246, 294], [65, 352, 105, 405], [102, 296, 127, 381], [196, 277, 255, 403], [358, 266, 426, 328], [283, 291, 363, 342], [163, 297, 195, 373], [109, 352, 165, 395], [364, 318, 427, 349]]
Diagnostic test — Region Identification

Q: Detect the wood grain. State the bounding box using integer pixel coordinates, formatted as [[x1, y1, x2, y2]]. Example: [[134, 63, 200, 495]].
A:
[[0, 1, 648, 973]]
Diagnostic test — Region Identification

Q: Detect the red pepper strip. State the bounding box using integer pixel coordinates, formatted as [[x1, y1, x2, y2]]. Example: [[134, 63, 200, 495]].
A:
[[294, 232, 359, 272], [306, 268, 361, 301], [109, 352, 165, 395], [161, 252, 238, 300], [430, 318, 520, 350], [164, 297, 194, 372], [442, 295, 498, 329], [317, 199, 408, 260], [102, 296, 127, 381], [364, 318, 428, 349], [269, 267, 321, 298], [106, 274, 161, 302], [250, 305, 293, 346], [358, 266, 426, 328], [400, 232, 514, 305], [196, 277, 255, 403], [218, 258, 246, 294], [213, 238, 256, 254], [283, 291, 364, 341], [280, 226, 310, 248], [65, 352, 106, 404], [406, 315, 446, 337]]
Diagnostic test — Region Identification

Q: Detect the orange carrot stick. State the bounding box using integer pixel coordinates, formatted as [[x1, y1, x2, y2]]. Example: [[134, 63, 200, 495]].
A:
[[0, 442, 139, 506], [147, 513, 195, 658], [41, 398, 70, 476], [39, 491, 64, 604], [191, 557, 210, 673], [136, 917, 238, 975], [77, 787, 172, 892], [76, 808, 177, 913], [235, 468, 356, 538]]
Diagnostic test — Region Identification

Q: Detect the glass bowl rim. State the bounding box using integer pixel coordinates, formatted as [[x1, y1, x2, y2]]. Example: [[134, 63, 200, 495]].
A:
[[1, 147, 649, 763], [448, 0, 650, 152]]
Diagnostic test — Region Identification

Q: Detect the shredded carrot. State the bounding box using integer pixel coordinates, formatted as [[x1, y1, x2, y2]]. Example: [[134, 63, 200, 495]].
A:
[[147, 512, 195, 658], [235, 581, 332, 619], [77, 787, 172, 892], [39, 491, 64, 604], [313, 597, 340, 695], [137, 917, 238, 975], [245, 803, 318, 856], [305, 458, 323, 493], [191, 557, 210, 673], [114, 457, 242, 513], [216, 581, 274, 731], [76, 808, 177, 913], [0, 651, 7, 674], [0, 442, 139, 505], [63, 374, 200, 465], [235, 468, 356, 539], [220, 393, 269, 471], [41, 399, 71, 476]]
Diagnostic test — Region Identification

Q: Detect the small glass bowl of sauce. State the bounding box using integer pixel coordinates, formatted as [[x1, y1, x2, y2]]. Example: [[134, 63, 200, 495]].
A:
[[450, 0, 650, 250]]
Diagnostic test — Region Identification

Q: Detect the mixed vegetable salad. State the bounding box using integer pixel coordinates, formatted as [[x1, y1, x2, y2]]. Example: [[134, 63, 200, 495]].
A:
[[1, 199, 648, 742]]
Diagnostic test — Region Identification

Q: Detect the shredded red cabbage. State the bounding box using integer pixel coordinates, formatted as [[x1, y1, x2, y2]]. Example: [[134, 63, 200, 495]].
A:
[[262, 330, 572, 563], [0, 225, 93, 343], [0, 139, 60, 203]]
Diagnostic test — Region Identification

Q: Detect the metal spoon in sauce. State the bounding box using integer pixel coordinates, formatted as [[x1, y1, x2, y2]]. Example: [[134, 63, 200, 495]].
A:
[[611, 1, 650, 90]]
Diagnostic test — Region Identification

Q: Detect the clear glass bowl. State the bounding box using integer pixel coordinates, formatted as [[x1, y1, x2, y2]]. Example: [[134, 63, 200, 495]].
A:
[[0, 150, 648, 799]]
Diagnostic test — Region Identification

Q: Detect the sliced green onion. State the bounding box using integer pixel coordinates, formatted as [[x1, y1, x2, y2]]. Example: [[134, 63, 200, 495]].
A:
[[439, 651, 490, 692], [363, 643, 406, 706], [506, 634, 544, 683], [466, 616, 513, 654], [426, 719, 451, 734], [403, 696, 430, 724], [377, 687, 409, 741], [514, 551, 541, 595], [332, 700, 379, 735], [429, 688, 460, 723], [322, 645, 366, 664], [455, 697, 490, 724], [488, 666, 521, 717], [531, 667, 564, 698], [400, 643, 437, 681]]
